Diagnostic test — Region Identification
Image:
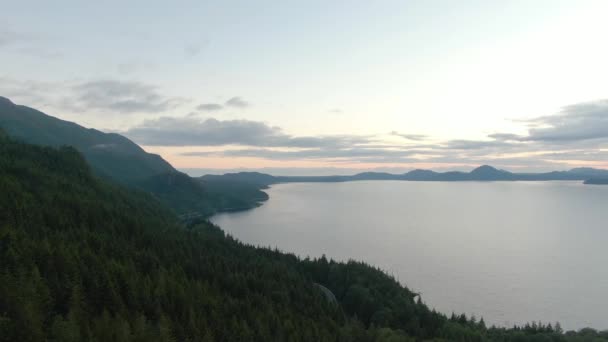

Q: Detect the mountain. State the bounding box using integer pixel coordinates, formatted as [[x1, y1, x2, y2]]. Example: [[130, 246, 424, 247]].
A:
[[0, 134, 394, 340], [403, 169, 439, 180], [567, 167, 608, 178], [2, 128, 603, 341], [584, 178, 608, 185], [468, 165, 512, 180], [0, 96, 228, 216], [200, 171, 277, 188], [199, 172, 271, 212], [0, 96, 174, 183], [196, 165, 608, 205], [206, 165, 608, 187]]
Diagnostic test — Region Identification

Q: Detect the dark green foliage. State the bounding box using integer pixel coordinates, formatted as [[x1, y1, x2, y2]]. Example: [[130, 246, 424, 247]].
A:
[[200, 172, 277, 189], [1, 135, 606, 341], [199, 176, 269, 212], [136, 172, 218, 217], [0, 137, 342, 341]]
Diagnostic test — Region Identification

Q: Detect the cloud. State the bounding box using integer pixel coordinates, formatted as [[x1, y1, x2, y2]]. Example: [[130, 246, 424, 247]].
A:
[[125, 116, 374, 148], [2, 76, 607, 171], [390, 131, 428, 141], [127, 117, 278, 146], [115, 62, 153, 74], [2, 77, 253, 117], [441, 139, 517, 150], [225, 96, 249, 108], [70, 80, 185, 113], [0, 29, 60, 58], [197, 103, 223, 111], [16, 46, 62, 59], [196, 97, 253, 112], [182, 147, 429, 161], [524, 99, 608, 142], [0, 30, 22, 47], [329, 108, 343, 114], [123, 97, 608, 170], [487, 133, 524, 141], [433, 99, 608, 154], [182, 148, 587, 170], [0, 78, 184, 115], [184, 45, 202, 57], [184, 40, 209, 57], [0, 77, 59, 105]]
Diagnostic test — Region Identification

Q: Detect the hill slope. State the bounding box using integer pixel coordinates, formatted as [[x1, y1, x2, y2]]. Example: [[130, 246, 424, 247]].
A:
[[0, 134, 356, 341], [0, 96, 220, 216], [0, 96, 174, 183]]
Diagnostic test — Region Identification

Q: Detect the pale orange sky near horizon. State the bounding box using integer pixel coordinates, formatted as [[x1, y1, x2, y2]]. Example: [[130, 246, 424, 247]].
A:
[[144, 145, 608, 173]]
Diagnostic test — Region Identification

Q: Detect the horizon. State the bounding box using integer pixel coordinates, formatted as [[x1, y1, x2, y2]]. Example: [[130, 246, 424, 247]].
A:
[[179, 164, 608, 178], [2, 1, 608, 173]]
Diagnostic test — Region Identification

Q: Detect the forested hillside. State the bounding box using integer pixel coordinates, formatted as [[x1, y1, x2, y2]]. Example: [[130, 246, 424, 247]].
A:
[[0, 97, 267, 217], [0, 96, 174, 183], [1, 134, 607, 341]]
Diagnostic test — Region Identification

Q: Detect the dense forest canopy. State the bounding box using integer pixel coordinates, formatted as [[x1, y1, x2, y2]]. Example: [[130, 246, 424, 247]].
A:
[[2, 131, 608, 341]]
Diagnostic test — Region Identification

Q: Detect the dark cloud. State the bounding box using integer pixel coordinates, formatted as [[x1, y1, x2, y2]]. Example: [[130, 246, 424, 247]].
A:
[[390, 131, 428, 141], [435, 99, 608, 155], [535, 150, 608, 162], [125, 116, 374, 148], [487, 133, 524, 141], [127, 117, 277, 146], [225, 96, 249, 108], [524, 99, 608, 142], [71, 80, 185, 113], [197, 103, 223, 111], [441, 139, 517, 150]]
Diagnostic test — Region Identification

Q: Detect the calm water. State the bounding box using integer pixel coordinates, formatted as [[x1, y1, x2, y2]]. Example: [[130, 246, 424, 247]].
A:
[[212, 181, 608, 330]]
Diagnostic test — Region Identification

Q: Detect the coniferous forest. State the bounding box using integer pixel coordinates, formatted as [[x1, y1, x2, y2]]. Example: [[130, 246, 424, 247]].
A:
[[1, 133, 608, 341]]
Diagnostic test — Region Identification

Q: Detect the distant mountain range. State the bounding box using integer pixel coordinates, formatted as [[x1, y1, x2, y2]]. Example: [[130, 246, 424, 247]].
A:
[[202, 164, 608, 185]]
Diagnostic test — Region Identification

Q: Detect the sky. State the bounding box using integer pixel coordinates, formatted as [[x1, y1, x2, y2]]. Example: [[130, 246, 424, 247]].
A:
[[1, 0, 608, 175]]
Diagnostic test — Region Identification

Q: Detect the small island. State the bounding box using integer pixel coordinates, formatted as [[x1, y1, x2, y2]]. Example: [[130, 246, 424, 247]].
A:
[[584, 178, 608, 185]]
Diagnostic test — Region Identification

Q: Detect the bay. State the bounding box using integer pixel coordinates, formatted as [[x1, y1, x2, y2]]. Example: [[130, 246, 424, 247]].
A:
[[212, 180, 608, 330]]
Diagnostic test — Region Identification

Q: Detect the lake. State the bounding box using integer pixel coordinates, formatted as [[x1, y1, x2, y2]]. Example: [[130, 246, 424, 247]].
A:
[[211, 181, 608, 330]]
